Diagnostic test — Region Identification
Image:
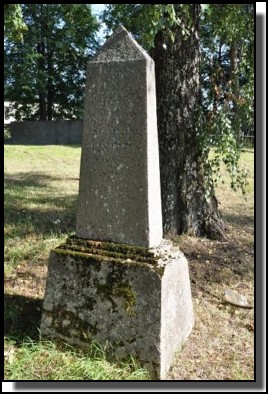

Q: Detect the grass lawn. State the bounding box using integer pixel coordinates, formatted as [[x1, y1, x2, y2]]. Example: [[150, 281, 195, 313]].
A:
[[169, 148, 254, 380], [4, 145, 254, 380]]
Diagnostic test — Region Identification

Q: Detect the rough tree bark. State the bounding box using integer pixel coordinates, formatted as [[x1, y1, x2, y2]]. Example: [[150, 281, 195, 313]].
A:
[[47, 49, 53, 121], [37, 5, 47, 121], [153, 4, 226, 240], [37, 41, 47, 121]]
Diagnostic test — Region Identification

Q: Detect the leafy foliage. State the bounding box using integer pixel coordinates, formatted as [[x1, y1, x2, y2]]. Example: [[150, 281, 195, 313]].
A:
[[103, 4, 193, 49], [102, 4, 254, 197], [4, 4, 99, 120], [4, 126, 11, 140], [200, 4, 254, 196], [4, 4, 27, 41]]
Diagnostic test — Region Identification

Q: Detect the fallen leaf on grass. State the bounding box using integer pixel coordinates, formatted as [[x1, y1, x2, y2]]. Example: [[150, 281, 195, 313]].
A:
[[224, 289, 253, 308]]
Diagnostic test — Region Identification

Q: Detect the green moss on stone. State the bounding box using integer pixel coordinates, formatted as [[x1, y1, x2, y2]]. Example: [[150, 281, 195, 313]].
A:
[[59, 243, 157, 264], [113, 284, 136, 317], [65, 236, 159, 263], [95, 269, 136, 317], [52, 236, 165, 277]]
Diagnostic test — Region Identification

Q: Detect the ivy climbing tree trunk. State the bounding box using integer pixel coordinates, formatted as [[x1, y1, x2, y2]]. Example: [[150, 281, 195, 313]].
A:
[[153, 4, 226, 239]]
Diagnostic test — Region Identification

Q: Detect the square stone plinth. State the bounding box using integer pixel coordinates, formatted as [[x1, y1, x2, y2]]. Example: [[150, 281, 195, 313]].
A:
[[41, 237, 194, 379]]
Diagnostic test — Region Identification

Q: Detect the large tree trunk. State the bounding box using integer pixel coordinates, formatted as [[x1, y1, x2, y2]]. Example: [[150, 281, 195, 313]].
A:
[[37, 4, 47, 121], [153, 4, 226, 240], [37, 43, 47, 121], [37, 40, 47, 120], [47, 49, 53, 121], [38, 92, 47, 121]]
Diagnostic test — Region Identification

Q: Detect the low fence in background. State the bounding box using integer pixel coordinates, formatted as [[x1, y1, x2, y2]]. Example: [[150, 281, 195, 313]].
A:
[[5, 120, 83, 145], [5, 120, 254, 148]]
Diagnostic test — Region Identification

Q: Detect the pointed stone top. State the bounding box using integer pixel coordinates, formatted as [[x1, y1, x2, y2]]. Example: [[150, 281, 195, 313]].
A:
[[92, 25, 152, 62]]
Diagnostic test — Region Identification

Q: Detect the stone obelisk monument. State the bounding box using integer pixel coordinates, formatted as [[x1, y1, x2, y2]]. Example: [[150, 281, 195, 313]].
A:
[[41, 26, 194, 379]]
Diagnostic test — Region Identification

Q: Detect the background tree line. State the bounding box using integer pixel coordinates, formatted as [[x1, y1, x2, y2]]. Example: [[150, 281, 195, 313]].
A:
[[4, 4, 99, 121]]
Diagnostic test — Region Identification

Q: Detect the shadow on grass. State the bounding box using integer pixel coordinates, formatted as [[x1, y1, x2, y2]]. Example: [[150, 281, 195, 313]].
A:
[[223, 212, 254, 228], [5, 172, 79, 237], [5, 172, 80, 190], [4, 293, 43, 343], [5, 173, 55, 189], [176, 213, 254, 288]]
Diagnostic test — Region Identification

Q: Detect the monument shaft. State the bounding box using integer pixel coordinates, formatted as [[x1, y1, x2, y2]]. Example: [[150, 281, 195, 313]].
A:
[[76, 28, 162, 247]]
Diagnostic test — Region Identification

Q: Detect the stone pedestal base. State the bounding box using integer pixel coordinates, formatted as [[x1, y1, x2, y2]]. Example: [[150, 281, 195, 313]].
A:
[[41, 237, 194, 379]]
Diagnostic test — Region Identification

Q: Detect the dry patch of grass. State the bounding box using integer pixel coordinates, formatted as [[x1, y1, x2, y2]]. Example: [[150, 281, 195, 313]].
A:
[[168, 149, 254, 380]]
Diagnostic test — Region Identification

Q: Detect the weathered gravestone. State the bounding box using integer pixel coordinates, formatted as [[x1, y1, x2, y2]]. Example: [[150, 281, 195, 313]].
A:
[[41, 26, 194, 379]]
